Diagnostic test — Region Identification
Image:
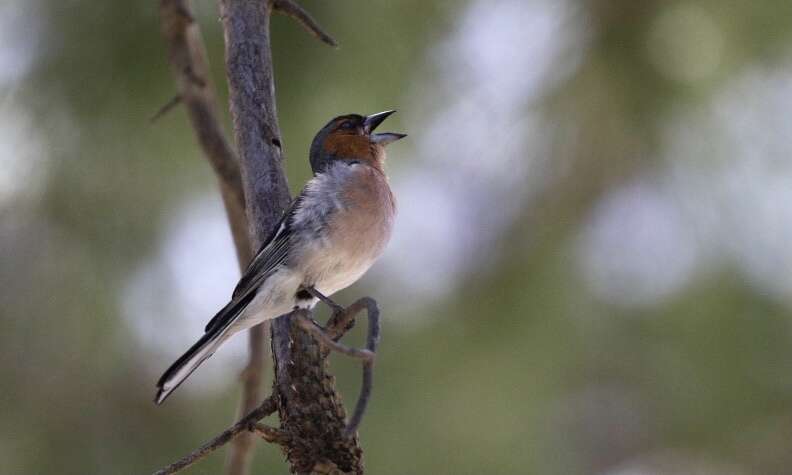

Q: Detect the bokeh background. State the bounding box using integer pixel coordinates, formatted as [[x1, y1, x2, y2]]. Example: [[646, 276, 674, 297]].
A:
[[3, 0, 792, 473]]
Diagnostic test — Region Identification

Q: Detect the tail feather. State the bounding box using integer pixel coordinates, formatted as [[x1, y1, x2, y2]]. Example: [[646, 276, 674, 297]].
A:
[[155, 291, 258, 404], [154, 329, 230, 405]]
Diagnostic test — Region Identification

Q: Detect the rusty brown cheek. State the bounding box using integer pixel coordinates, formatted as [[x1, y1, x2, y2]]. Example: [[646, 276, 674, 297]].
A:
[[323, 134, 374, 160]]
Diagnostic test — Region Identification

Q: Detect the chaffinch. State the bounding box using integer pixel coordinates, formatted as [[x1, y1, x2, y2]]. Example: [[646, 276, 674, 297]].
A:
[[155, 110, 405, 404]]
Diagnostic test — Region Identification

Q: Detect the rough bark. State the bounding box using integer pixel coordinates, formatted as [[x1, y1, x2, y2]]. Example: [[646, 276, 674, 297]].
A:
[[216, 1, 292, 469]]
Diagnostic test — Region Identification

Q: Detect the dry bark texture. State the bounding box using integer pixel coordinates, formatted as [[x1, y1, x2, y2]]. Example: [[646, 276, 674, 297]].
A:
[[219, 0, 292, 246], [274, 323, 363, 474]]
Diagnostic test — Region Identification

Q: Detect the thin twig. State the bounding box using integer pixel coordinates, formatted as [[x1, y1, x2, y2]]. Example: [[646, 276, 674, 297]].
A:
[[252, 423, 290, 445], [272, 0, 338, 47], [150, 94, 183, 123], [152, 397, 278, 475]]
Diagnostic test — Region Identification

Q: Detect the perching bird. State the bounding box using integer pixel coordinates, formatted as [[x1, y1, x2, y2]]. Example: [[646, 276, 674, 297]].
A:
[[155, 110, 405, 404]]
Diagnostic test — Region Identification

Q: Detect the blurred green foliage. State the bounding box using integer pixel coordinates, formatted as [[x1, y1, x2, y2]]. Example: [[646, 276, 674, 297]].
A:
[[3, 1, 792, 474]]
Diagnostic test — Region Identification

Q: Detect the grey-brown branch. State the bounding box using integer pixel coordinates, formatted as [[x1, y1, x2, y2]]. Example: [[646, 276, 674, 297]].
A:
[[219, 0, 295, 468], [159, 0, 247, 223]]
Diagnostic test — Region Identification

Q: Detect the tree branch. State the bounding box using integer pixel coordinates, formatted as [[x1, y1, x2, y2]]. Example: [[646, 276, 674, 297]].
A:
[[150, 94, 182, 123], [217, 1, 294, 473], [152, 397, 279, 475], [219, 0, 292, 246], [159, 0, 247, 228]]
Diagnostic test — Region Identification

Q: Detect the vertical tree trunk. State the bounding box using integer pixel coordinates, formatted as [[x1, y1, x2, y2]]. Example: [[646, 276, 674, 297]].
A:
[[218, 1, 291, 471]]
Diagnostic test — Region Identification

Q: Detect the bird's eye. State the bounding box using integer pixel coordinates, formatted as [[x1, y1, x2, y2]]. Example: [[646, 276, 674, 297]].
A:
[[339, 121, 354, 130]]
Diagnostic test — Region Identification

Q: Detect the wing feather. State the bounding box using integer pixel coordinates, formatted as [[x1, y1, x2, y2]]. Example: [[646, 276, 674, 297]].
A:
[[203, 194, 306, 333]]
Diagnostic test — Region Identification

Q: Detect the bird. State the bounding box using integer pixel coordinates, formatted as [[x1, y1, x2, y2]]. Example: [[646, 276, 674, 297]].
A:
[[155, 110, 405, 404]]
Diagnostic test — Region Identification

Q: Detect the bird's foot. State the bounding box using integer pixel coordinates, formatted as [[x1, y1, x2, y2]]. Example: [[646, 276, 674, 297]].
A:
[[305, 286, 346, 318], [291, 296, 380, 437]]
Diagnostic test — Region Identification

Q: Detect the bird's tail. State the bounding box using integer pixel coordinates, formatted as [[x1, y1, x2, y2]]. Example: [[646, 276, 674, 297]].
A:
[[155, 290, 258, 404], [154, 325, 233, 405]]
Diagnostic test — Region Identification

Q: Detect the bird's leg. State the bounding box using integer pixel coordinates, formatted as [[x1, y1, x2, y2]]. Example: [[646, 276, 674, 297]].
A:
[[292, 297, 380, 436], [294, 289, 381, 435], [305, 286, 345, 318], [293, 310, 374, 362]]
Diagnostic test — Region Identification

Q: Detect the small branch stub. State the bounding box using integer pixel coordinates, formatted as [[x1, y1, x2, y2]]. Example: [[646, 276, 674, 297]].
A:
[[272, 0, 339, 47], [150, 94, 183, 123]]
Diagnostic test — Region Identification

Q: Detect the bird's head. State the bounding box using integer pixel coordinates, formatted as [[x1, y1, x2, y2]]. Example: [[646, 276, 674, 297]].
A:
[[309, 110, 406, 174]]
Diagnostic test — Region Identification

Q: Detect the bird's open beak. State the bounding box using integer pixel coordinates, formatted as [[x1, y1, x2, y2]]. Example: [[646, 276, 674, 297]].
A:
[[365, 110, 407, 146], [363, 110, 395, 133]]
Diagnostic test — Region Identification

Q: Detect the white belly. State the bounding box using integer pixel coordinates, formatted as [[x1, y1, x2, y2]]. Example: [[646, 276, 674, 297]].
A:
[[314, 258, 374, 297], [298, 236, 378, 297], [230, 252, 375, 333], [230, 267, 304, 331]]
